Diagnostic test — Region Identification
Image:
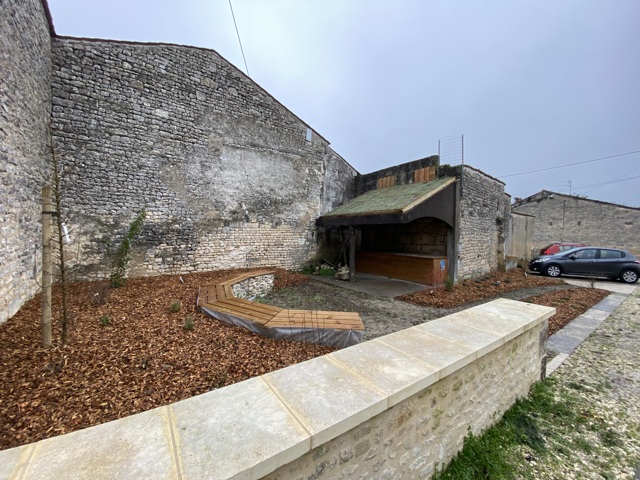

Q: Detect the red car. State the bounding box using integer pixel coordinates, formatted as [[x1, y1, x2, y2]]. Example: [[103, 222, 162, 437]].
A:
[[539, 242, 588, 255]]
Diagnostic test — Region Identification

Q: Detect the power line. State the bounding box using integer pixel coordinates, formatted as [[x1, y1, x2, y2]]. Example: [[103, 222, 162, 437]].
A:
[[497, 150, 640, 179], [559, 175, 640, 193], [228, 0, 250, 77], [580, 165, 640, 196]]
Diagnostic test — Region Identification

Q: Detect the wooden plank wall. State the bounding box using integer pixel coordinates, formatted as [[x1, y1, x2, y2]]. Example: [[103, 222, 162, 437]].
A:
[[356, 251, 448, 285]]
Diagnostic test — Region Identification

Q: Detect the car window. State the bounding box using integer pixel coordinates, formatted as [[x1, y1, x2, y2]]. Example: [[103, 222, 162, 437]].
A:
[[600, 249, 624, 259], [572, 249, 598, 259]]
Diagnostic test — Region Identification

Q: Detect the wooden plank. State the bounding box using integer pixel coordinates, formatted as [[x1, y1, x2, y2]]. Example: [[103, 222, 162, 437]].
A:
[[203, 303, 274, 325], [267, 310, 364, 330], [198, 285, 219, 306], [219, 298, 283, 316], [215, 300, 279, 320], [215, 284, 230, 301], [218, 269, 275, 287], [356, 251, 448, 285]]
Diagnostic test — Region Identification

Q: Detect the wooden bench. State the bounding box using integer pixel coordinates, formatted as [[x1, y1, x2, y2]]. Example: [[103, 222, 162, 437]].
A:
[[197, 270, 364, 348]]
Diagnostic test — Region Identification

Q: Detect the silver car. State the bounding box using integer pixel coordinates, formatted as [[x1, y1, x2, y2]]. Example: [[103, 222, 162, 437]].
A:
[[528, 247, 639, 284]]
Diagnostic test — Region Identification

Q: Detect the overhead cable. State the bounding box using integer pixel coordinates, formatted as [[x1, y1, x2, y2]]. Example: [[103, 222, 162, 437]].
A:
[[229, 0, 250, 76], [498, 150, 640, 179]]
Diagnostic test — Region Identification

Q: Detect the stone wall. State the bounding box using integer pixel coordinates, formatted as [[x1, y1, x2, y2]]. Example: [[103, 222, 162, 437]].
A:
[[231, 273, 274, 299], [50, 38, 357, 279], [512, 191, 640, 256], [0, 0, 52, 323], [510, 211, 536, 260], [456, 166, 510, 279], [361, 218, 449, 257], [267, 311, 547, 479]]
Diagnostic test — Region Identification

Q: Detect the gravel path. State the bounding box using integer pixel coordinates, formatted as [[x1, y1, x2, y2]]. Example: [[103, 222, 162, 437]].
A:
[[263, 280, 577, 340], [531, 287, 640, 479]]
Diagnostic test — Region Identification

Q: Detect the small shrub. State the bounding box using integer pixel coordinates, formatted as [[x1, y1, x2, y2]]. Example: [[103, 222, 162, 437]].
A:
[[99, 315, 111, 327], [90, 282, 110, 306], [444, 278, 455, 292], [318, 267, 335, 276], [170, 301, 181, 313], [109, 208, 146, 288], [183, 315, 194, 331]]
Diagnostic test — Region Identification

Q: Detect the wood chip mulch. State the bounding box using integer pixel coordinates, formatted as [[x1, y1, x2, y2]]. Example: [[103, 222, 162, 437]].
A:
[[397, 269, 565, 308], [0, 268, 320, 451], [522, 287, 610, 336], [0, 266, 612, 451], [399, 268, 611, 335]]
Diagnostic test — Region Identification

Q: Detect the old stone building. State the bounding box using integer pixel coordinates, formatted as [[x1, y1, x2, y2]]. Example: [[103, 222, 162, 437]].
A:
[[512, 190, 639, 256], [1, 0, 513, 324], [317, 159, 512, 283]]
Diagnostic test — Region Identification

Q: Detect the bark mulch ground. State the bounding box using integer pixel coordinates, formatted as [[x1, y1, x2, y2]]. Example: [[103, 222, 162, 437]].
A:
[[0, 267, 611, 450], [398, 269, 611, 335]]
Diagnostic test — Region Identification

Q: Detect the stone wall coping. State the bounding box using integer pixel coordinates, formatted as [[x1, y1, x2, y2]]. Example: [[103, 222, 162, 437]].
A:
[[0, 298, 555, 480]]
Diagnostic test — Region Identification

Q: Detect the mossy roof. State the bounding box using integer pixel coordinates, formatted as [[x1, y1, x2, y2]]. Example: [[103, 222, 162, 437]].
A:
[[320, 177, 456, 219]]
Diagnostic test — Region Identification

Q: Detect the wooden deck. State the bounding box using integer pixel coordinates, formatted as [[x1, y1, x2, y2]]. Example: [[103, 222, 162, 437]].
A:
[[197, 270, 364, 334]]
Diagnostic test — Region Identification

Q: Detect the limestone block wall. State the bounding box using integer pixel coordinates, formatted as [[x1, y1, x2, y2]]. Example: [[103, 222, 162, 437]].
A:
[[50, 38, 357, 279], [456, 166, 510, 279], [362, 218, 449, 257], [0, 299, 554, 479], [513, 191, 640, 256], [0, 0, 52, 323], [510, 212, 536, 260]]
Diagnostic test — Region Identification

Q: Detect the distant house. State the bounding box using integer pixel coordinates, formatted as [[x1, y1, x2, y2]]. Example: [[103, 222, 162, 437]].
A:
[[512, 191, 639, 256]]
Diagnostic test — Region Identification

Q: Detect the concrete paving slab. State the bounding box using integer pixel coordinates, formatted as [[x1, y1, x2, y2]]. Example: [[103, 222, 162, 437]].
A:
[[546, 353, 569, 376], [171, 376, 310, 480], [547, 332, 587, 354], [25, 407, 177, 480], [263, 356, 388, 449], [379, 328, 476, 377], [329, 338, 440, 407], [557, 323, 596, 340], [437, 298, 554, 343], [414, 320, 503, 357], [563, 278, 637, 295], [313, 272, 425, 297], [592, 294, 627, 312], [0, 444, 32, 479], [569, 314, 606, 330]]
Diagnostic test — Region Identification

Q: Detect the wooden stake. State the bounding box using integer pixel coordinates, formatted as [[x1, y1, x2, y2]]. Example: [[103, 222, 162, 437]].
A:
[[41, 186, 52, 347], [348, 226, 356, 282]]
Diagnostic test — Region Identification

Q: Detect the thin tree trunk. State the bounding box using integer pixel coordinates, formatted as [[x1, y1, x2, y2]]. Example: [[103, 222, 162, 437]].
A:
[[41, 186, 53, 347], [51, 148, 69, 344]]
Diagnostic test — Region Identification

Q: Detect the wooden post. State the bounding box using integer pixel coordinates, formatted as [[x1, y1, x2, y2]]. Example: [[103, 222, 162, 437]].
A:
[[41, 186, 52, 347], [348, 226, 356, 282]]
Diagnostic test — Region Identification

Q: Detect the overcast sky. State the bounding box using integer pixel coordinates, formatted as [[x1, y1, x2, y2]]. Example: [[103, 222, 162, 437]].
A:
[[47, 0, 640, 207]]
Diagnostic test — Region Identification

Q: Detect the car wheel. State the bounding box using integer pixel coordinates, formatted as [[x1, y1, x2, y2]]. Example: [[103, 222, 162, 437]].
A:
[[544, 264, 562, 277], [620, 269, 639, 284]]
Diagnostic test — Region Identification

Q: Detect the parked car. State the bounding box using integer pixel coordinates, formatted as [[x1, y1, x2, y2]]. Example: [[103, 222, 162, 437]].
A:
[[539, 242, 588, 255], [528, 247, 640, 283]]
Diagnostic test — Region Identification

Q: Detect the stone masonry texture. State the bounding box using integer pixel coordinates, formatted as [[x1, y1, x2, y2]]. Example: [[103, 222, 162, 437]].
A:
[[50, 38, 357, 280], [0, 0, 52, 323], [265, 324, 545, 480], [457, 166, 511, 279], [512, 190, 639, 256]]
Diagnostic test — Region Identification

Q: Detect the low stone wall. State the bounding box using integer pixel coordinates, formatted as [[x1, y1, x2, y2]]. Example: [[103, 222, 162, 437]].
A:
[[231, 274, 275, 299], [0, 299, 554, 479]]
